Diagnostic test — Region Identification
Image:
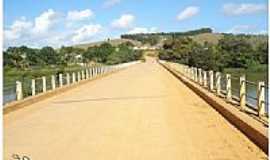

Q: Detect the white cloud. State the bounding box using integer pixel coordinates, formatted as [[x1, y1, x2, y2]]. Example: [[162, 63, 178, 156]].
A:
[[128, 27, 158, 34], [111, 14, 135, 29], [223, 3, 267, 16], [4, 18, 33, 40], [227, 25, 257, 34], [67, 9, 94, 21], [177, 6, 199, 21], [4, 8, 104, 48], [258, 30, 268, 35], [33, 9, 61, 34], [103, 0, 121, 8], [72, 24, 102, 43]]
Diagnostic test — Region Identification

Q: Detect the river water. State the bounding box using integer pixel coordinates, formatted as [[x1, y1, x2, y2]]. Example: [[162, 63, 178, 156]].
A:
[[222, 69, 268, 112]]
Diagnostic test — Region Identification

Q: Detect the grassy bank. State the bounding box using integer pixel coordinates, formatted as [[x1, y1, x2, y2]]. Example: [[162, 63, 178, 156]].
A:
[[223, 64, 267, 82], [4, 64, 97, 86]]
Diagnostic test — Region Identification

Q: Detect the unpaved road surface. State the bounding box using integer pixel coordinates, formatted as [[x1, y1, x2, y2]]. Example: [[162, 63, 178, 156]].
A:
[[4, 59, 267, 160]]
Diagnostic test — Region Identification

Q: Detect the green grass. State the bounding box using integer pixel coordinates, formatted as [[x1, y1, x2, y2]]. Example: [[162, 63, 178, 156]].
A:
[[224, 64, 267, 73], [4, 65, 91, 86], [73, 38, 142, 49], [223, 64, 267, 83]]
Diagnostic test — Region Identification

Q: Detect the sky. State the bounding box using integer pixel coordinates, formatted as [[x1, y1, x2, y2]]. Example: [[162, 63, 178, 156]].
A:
[[3, 0, 268, 48]]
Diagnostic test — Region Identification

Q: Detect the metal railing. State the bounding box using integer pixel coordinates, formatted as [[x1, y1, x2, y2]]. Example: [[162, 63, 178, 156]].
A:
[[162, 61, 268, 119]]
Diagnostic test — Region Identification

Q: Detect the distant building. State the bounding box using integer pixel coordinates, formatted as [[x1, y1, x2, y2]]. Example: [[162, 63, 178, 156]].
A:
[[133, 45, 160, 50]]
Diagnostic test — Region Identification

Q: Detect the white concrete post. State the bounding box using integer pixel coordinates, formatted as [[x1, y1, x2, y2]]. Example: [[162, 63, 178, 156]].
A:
[[72, 72, 76, 83], [66, 73, 70, 85], [42, 76, 46, 93], [215, 72, 221, 95], [106, 66, 108, 73], [103, 66, 106, 74], [257, 82, 265, 117], [51, 75, 56, 90], [194, 68, 198, 82], [226, 74, 232, 101], [16, 81, 23, 100], [31, 79, 36, 96], [203, 71, 207, 87], [86, 69, 89, 79], [59, 74, 63, 87], [191, 67, 194, 80], [198, 68, 202, 85], [77, 72, 81, 81], [89, 68, 92, 78], [189, 68, 192, 79], [93, 67, 95, 77], [81, 70, 85, 80], [209, 71, 214, 91], [90, 67, 95, 78], [98, 67, 100, 75], [240, 75, 246, 111]]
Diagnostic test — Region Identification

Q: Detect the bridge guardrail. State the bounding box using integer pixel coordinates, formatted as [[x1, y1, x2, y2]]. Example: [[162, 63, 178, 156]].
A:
[[160, 60, 268, 119], [3, 61, 141, 106]]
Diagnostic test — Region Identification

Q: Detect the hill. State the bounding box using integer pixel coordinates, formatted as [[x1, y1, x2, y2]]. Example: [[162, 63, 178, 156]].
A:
[[73, 38, 142, 49], [190, 33, 224, 45]]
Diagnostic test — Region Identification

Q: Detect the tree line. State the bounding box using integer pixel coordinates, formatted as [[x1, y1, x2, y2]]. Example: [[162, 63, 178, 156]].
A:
[[4, 42, 143, 70], [158, 34, 268, 71], [121, 28, 213, 45]]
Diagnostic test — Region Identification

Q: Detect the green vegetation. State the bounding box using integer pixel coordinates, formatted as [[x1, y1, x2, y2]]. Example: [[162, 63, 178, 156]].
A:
[[158, 33, 268, 72], [121, 28, 213, 45], [3, 42, 143, 86]]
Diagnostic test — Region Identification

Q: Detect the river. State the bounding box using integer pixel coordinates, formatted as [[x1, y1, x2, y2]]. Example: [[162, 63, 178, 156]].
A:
[[222, 68, 268, 112]]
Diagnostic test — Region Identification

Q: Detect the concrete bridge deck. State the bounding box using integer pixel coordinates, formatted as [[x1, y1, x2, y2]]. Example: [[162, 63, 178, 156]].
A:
[[4, 60, 267, 159]]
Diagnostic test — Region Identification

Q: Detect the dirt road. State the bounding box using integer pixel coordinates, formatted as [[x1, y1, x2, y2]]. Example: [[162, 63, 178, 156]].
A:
[[4, 59, 267, 160]]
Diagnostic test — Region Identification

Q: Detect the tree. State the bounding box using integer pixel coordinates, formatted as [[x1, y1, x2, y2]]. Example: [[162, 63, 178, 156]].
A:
[[59, 46, 79, 66], [39, 46, 58, 65], [4, 46, 28, 69], [218, 36, 254, 68], [255, 41, 268, 64]]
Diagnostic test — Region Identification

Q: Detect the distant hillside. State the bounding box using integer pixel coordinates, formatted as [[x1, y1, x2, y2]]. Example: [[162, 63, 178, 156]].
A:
[[73, 38, 142, 49], [190, 33, 224, 45]]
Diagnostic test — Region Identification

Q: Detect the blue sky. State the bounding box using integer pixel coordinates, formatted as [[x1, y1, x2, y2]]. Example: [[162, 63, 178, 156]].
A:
[[4, 0, 268, 48]]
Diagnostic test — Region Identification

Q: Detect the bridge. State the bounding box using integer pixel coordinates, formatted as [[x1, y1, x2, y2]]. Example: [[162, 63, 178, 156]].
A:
[[4, 57, 268, 159]]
